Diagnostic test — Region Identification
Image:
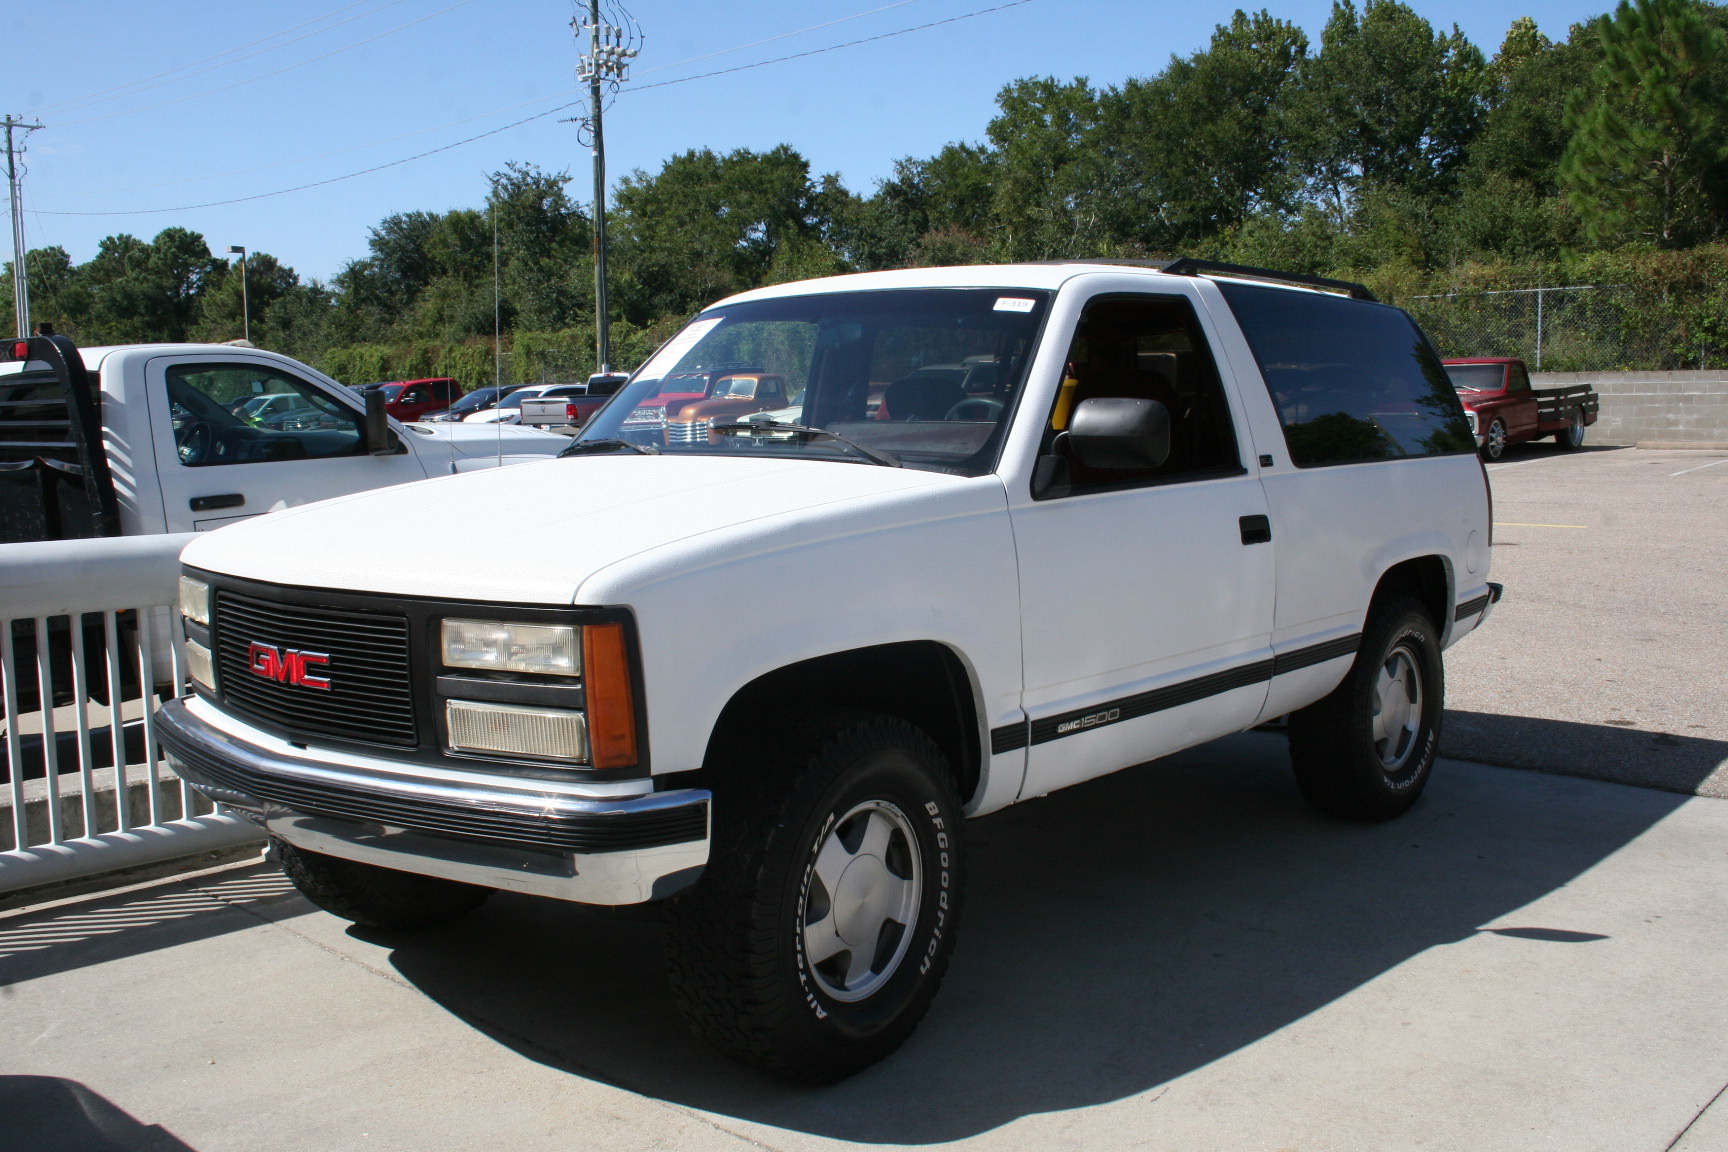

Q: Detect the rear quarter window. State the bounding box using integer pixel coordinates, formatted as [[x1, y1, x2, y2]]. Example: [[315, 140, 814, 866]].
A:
[[1217, 282, 1474, 467]]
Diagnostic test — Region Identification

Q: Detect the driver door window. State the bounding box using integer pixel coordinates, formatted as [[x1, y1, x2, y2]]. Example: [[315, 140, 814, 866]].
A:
[[167, 363, 363, 467], [1040, 295, 1243, 495]]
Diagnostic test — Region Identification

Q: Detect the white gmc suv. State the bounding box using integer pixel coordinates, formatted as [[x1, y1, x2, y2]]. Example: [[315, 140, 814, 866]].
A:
[[158, 259, 1500, 1082]]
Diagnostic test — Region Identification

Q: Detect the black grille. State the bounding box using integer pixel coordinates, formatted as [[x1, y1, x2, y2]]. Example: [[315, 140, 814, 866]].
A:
[[214, 589, 417, 746]]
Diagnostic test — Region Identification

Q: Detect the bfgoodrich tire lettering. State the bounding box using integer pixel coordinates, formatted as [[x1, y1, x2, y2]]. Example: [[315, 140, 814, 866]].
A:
[[665, 712, 963, 1083], [1288, 594, 1444, 821]]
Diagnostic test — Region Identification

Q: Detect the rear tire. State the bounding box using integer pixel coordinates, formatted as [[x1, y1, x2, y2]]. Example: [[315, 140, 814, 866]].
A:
[[665, 712, 963, 1083], [277, 840, 491, 930], [1555, 408, 1586, 450], [1288, 595, 1443, 821]]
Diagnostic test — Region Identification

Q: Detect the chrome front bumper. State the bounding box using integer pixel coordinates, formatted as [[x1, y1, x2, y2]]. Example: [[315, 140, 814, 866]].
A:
[[156, 698, 710, 905]]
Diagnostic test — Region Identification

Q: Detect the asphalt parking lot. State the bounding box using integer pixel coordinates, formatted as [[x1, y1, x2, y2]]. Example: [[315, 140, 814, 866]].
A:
[[1443, 443, 1728, 797]]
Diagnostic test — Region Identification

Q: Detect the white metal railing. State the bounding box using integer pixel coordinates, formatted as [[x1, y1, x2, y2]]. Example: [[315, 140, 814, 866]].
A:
[[0, 534, 261, 895]]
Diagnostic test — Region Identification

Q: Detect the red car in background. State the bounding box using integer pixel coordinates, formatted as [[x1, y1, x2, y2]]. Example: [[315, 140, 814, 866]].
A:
[[359, 378, 464, 423], [1442, 357, 1598, 460]]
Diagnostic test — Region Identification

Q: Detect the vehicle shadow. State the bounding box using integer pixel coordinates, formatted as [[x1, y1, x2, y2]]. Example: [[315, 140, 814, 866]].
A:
[[1444, 709, 1728, 796], [377, 730, 1691, 1144], [0, 1075, 196, 1152]]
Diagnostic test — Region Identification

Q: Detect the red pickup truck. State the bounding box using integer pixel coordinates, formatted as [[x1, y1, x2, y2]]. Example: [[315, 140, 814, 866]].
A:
[[360, 378, 464, 423], [1442, 357, 1598, 461]]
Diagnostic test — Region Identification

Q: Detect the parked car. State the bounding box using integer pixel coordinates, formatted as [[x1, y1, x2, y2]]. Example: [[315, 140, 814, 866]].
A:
[[515, 374, 631, 430], [463, 383, 561, 425], [422, 384, 531, 423], [162, 258, 1499, 1084], [1442, 357, 1598, 460], [360, 378, 464, 423]]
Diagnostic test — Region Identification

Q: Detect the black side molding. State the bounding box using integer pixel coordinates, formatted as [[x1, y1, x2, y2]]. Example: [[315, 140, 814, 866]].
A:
[[1026, 634, 1363, 748]]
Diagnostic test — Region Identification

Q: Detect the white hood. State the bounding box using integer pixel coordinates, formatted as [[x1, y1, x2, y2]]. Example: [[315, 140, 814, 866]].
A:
[[180, 455, 970, 605]]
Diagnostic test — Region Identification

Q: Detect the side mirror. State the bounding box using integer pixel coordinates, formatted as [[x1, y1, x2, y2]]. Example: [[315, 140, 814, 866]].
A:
[[364, 389, 395, 455], [1067, 397, 1171, 470]]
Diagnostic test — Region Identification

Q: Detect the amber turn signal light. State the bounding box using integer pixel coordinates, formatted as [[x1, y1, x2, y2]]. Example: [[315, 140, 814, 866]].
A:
[[583, 622, 638, 770]]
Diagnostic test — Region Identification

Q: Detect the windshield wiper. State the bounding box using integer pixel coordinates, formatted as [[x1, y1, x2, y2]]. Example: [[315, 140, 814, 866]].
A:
[[711, 418, 901, 467], [559, 438, 660, 457]]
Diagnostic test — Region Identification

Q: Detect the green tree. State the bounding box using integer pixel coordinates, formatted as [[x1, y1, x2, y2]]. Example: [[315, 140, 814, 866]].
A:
[[1291, 0, 1487, 205], [80, 228, 219, 343], [1101, 10, 1309, 249], [985, 76, 1110, 259], [1561, 0, 1728, 246], [611, 145, 840, 321]]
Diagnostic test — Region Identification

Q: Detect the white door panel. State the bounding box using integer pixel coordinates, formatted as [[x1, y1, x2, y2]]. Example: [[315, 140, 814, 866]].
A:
[[144, 355, 431, 533], [1011, 475, 1275, 796]]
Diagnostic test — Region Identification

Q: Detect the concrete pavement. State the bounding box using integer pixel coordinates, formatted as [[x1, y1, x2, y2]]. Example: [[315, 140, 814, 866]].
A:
[[4, 730, 1726, 1152]]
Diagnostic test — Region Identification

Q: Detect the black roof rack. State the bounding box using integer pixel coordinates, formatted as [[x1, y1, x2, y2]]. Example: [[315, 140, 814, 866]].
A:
[[1026, 256, 1377, 301], [1161, 258, 1376, 301]]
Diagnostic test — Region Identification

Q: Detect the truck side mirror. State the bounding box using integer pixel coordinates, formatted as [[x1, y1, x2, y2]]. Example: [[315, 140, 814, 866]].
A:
[[364, 389, 395, 455], [1067, 397, 1171, 470]]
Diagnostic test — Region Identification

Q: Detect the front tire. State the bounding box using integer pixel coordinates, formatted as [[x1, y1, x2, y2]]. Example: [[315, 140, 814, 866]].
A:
[[1288, 595, 1443, 821], [276, 840, 492, 930], [665, 713, 963, 1083], [1479, 417, 1509, 461]]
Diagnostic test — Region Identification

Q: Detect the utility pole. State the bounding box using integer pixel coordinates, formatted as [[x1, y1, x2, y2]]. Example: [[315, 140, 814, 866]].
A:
[[575, 2, 636, 375], [227, 245, 250, 343], [4, 116, 44, 339]]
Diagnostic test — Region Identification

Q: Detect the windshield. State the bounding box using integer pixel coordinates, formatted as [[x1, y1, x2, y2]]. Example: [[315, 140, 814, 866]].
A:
[[1444, 363, 1506, 392], [573, 288, 1048, 475]]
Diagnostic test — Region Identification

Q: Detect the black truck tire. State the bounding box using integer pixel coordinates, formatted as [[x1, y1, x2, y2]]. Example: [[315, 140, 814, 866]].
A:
[[277, 839, 491, 930], [1288, 594, 1443, 821], [665, 712, 964, 1083], [1554, 408, 1587, 450]]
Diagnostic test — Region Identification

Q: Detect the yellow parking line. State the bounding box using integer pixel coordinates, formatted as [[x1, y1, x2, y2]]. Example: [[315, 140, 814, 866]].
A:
[[1495, 522, 1589, 529]]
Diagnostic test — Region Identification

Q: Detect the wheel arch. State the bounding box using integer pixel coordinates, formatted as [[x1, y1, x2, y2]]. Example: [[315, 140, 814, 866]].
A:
[[698, 640, 983, 805], [1369, 554, 1453, 643]]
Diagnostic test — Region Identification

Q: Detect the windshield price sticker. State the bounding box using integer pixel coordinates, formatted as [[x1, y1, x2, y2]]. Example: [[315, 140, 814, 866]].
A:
[[637, 316, 724, 381], [993, 297, 1036, 313]]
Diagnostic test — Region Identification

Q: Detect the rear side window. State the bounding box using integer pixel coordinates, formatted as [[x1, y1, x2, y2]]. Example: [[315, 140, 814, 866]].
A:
[[1217, 282, 1473, 467]]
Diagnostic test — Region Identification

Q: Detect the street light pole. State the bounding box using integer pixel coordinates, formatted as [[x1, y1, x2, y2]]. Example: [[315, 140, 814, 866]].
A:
[[228, 245, 250, 344]]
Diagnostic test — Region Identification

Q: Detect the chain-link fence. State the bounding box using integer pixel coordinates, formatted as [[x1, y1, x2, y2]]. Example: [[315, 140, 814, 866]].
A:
[[1405, 284, 1728, 372]]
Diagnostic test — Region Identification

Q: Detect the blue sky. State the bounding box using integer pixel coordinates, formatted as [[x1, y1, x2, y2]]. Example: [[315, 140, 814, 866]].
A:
[[14, 0, 1610, 283]]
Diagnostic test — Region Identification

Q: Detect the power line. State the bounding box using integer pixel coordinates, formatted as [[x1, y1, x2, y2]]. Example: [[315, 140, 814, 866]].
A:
[[624, 0, 1035, 94], [55, 0, 479, 127], [28, 0, 1037, 218], [52, 0, 934, 200], [31, 0, 404, 116]]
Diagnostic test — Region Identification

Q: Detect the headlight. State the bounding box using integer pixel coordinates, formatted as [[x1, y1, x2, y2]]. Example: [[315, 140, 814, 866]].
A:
[[441, 619, 580, 677], [179, 577, 210, 625]]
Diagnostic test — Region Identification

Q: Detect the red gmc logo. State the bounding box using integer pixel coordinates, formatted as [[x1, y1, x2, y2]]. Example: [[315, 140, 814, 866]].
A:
[[247, 642, 331, 690]]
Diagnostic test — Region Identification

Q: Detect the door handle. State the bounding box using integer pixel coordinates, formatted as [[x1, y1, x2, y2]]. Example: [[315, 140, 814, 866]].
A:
[[190, 493, 245, 512], [1239, 514, 1271, 545]]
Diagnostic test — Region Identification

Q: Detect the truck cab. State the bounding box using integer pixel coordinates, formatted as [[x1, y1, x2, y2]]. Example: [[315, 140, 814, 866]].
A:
[[0, 340, 570, 540]]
